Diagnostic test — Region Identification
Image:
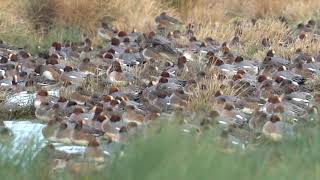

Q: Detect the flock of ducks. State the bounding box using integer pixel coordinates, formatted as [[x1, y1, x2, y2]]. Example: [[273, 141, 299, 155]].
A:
[[1, 12, 320, 167]]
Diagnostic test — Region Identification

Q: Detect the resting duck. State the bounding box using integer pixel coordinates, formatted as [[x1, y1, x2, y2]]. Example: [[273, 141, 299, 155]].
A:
[[60, 66, 86, 85], [34, 90, 49, 109], [249, 110, 268, 131], [122, 105, 145, 124], [263, 95, 283, 114], [42, 66, 61, 82], [233, 56, 258, 75], [79, 58, 97, 75], [107, 61, 133, 84], [262, 115, 283, 141], [35, 102, 59, 122], [69, 90, 90, 106], [71, 122, 95, 146], [155, 12, 182, 28]]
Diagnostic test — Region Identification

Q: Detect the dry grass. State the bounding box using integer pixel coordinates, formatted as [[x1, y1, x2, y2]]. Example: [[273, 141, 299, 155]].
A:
[[306, 75, 320, 94], [1, 0, 320, 55], [186, 73, 245, 112], [107, 0, 176, 32], [2, 0, 175, 35], [0, 87, 10, 103]]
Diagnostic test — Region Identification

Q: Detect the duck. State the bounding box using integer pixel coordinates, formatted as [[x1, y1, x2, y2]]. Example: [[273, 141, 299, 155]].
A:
[[140, 97, 162, 113], [272, 66, 305, 85], [106, 61, 126, 83], [57, 96, 68, 111], [35, 102, 59, 122], [108, 114, 124, 130], [233, 56, 258, 75], [55, 122, 73, 144], [261, 51, 290, 69], [262, 115, 283, 141], [60, 66, 86, 85], [95, 115, 114, 133], [5, 64, 17, 80], [71, 122, 95, 146], [0, 121, 13, 142], [122, 105, 145, 124], [79, 58, 97, 75], [79, 46, 94, 60], [220, 103, 247, 126], [155, 12, 182, 28], [263, 95, 283, 114], [42, 66, 61, 82], [72, 106, 100, 123], [69, 90, 90, 106], [169, 56, 189, 76], [68, 107, 86, 123], [49, 42, 62, 57], [151, 91, 169, 112], [42, 117, 62, 142], [84, 138, 105, 162], [119, 48, 141, 66], [34, 90, 49, 109], [167, 89, 188, 107], [248, 110, 268, 131]]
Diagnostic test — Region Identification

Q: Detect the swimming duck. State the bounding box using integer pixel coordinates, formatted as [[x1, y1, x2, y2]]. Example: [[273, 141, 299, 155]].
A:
[[84, 138, 105, 162], [35, 102, 59, 122], [0, 121, 13, 142], [55, 122, 73, 144], [42, 117, 62, 142]]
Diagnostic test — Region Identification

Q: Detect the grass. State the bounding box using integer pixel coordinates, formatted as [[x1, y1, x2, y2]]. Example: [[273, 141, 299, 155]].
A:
[[0, 102, 35, 121], [1, 0, 320, 57], [1, 116, 320, 180], [108, 122, 320, 180], [1, 0, 320, 179]]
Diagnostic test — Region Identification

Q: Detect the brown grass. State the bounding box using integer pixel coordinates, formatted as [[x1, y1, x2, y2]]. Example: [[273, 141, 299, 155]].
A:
[[1, 0, 320, 49], [2, 0, 175, 36], [186, 73, 247, 112]]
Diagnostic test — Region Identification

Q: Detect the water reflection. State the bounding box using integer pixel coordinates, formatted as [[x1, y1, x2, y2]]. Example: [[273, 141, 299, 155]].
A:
[[1, 121, 45, 159]]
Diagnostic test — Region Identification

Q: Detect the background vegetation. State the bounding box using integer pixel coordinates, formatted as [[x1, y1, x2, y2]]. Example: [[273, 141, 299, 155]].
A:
[[1, 0, 320, 179], [1, 0, 320, 56]]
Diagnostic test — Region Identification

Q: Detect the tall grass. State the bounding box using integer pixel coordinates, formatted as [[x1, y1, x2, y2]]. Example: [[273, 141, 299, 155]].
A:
[[1, 0, 320, 56]]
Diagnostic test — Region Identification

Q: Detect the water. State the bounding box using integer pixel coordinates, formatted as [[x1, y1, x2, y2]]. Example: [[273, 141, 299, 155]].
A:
[[1, 120, 113, 159]]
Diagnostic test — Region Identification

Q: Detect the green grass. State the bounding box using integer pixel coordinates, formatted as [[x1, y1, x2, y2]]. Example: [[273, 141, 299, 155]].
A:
[[0, 22, 82, 54], [108, 121, 320, 180], [1, 118, 320, 180]]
